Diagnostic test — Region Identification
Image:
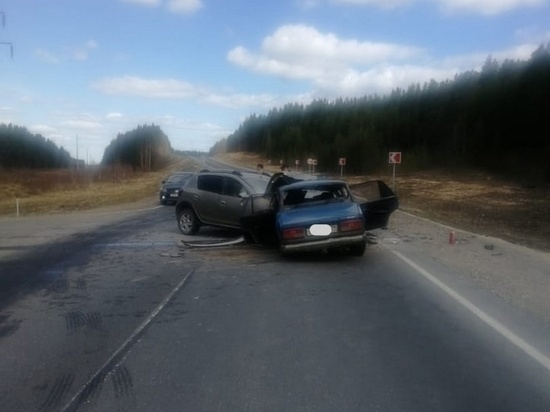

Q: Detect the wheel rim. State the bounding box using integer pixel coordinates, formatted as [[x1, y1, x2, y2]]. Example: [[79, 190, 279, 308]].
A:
[[180, 211, 193, 232]]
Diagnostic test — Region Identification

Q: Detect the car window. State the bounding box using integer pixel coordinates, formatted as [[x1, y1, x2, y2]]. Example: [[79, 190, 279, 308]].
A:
[[244, 176, 270, 194], [167, 174, 190, 184], [223, 177, 248, 198], [197, 175, 223, 194], [282, 184, 351, 208], [166, 174, 191, 184]]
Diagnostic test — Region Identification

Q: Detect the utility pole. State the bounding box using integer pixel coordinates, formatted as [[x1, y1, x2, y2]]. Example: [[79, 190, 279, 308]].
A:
[[0, 11, 13, 59], [76, 135, 79, 170]]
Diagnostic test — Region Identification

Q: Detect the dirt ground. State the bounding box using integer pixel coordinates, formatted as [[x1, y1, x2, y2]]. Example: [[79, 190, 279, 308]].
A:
[[391, 171, 550, 253], [218, 153, 550, 253]]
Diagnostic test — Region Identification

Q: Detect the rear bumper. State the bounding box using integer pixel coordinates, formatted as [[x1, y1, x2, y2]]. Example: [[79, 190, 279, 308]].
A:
[[280, 234, 366, 253]]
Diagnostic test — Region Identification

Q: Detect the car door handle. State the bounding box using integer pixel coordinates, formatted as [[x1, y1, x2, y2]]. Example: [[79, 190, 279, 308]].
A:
[[220, 200, 227, 206], [192, 195, 199, 201]]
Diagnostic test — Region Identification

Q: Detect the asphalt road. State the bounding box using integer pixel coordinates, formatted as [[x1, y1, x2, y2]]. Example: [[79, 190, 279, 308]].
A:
[[1, 204, 550, 412]]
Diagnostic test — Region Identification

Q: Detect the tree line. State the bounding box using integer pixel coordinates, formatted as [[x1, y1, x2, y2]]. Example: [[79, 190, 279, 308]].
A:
[[0, 123, 174, 171], [0, 124, 74, 169], [101, 124, 173, 170], [211, 44, 550, 182]]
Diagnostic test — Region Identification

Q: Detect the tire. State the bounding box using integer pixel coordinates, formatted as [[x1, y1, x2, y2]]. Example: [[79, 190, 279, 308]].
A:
[[348, 241, 366, 257], [177, 208, 199, 235]]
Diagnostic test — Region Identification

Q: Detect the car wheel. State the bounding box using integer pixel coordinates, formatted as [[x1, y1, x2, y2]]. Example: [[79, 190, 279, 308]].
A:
[[349, 241, 366, 257], [178, 208, 199, 235]]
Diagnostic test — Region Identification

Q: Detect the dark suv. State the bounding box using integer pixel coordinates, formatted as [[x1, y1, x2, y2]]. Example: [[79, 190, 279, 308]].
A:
[[174, 170, 272, 235], [159, 172, 193, 205]]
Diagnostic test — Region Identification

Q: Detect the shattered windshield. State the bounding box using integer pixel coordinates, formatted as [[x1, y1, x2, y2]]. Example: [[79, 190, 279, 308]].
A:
[[281, 183, 351, 208]]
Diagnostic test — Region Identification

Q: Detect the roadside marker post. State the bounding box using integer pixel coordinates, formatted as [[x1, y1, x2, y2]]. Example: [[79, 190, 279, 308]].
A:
[[338, 157, 346, 178], [307, 158, 317, 174], [388, 152, 402, 190]]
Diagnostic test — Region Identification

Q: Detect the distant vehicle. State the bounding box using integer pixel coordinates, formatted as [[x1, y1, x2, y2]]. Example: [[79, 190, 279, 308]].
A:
[[176, 170, 398, 256], [159, 172, 194, 205]]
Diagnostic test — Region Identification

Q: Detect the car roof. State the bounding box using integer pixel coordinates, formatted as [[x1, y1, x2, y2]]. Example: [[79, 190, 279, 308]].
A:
[[278, 179, 348, 191], [198, 169, 270, 178], [167, 171, 193, 177]]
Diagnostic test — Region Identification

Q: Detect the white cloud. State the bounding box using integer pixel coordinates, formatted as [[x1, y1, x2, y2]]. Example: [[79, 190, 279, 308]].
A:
[[202, 92, 281, 109], [60, 120, 102, 130], [296, 0, 322, 9], [34, 49, 60, 65], [74, 39, 99, 61], [228, 25, 427, 96], [29, 124, 57, 134], [93, 76, 199, 99], [228, 25, 422, 83], [228, 24, 545, 98], [440, 43, 540, 71], [514, 27, 550, 44], [106, 112, 124, 120], [167, 0, 203, 14], [435, 0, 547, 15], [92, 75, 282, 110], [330, 0, 413, 8], [118, 0, 203, 14], [325, 0, 547, 14], [119, 0, 161, 7]]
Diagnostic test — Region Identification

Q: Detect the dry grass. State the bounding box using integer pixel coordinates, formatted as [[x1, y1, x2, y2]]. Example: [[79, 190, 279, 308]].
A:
[[0, 156, 200, 216], [394, 171, 550, 251]]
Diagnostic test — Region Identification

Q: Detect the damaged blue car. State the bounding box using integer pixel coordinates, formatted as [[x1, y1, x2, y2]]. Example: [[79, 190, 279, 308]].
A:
[[240, 173, 398, 256]]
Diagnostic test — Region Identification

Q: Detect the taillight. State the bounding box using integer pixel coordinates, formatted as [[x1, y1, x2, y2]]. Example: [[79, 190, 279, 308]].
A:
[[340, 219, 364, 232], [282, 227, 305, 240]]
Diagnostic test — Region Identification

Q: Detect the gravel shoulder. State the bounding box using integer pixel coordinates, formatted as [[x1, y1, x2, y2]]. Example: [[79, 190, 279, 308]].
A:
[[379, 210, 550, 325]]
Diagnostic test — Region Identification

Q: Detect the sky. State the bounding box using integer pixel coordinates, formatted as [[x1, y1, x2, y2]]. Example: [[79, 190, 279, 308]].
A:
[[0, 0, 549, 164]]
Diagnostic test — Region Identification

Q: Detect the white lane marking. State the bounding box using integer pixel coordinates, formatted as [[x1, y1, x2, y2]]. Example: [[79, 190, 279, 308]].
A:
[[60, 269, 194, 412], [392, 250, 550, 374]]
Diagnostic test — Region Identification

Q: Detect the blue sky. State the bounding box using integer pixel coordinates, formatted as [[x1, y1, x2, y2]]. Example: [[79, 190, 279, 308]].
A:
[[0, 0, 549, 164]]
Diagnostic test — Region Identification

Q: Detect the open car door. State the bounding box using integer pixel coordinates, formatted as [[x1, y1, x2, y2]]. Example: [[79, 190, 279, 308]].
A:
[[240, 172, 301, 244], [352, 180, 399, 231]]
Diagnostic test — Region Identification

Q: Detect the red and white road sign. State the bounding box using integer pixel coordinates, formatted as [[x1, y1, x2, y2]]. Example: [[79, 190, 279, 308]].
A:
[[338, 157, 346, 166], [295, 159, 300, 166], [307, 158, 313, 165], [389, 152, 402, 164]]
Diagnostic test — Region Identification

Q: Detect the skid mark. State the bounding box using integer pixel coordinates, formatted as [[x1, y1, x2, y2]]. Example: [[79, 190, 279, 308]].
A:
[[39, 374, 75, 411], [111, 365, 134, 400], [65, 311, 103, 334], [0, 314, 22, 338], [75, 277, 87, 291]]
